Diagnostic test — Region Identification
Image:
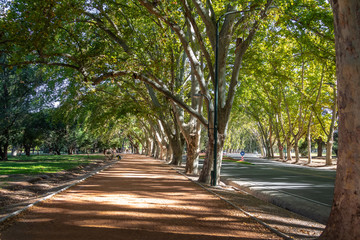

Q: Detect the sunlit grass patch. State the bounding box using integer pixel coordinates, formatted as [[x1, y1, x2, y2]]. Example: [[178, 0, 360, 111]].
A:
[[199, 155, 254, 165], [0, 154, 104, 175], [222, 159, 254, 165]]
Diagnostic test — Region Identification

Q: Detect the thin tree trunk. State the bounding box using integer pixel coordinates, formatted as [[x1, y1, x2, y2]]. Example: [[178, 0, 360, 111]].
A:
[[307, 131, 312, 164], [0, 143, 9, 161], [24, 145, 31, 156], [325, 139, 333, 166], [269, 122, 274, 158], [294, 138, 300, 163], [279, 143, 284, 160], [286, 139, 292, 161], [317, 138, 323, 157], [325, 84, 337, 166]]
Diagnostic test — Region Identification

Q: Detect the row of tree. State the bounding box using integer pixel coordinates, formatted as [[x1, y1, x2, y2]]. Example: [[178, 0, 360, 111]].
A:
[[1, 0, 359, 238], [0, 0, 337, 180], [0, 56, 135, 159], [221, 0, 337, 165]]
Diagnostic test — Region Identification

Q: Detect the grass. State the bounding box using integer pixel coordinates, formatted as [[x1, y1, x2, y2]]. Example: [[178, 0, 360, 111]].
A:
[[199, 154, 254, 165], [222, 159, 254, 165], [0, 154, 103, 175]]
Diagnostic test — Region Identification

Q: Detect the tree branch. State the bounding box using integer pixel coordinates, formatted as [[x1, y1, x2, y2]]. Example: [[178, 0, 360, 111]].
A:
[[133, 72, 208, 127], [223, 0, 274, 125], [84, 12, 132, 54], [91, 70, 129, 85], [180, 0, 214, 82], [190, 0, 216, 49], [137, 0, 210, 103]]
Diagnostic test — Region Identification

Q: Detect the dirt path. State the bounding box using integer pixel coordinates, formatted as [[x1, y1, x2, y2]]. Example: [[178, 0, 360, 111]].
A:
[[0, 154, 281, 240]]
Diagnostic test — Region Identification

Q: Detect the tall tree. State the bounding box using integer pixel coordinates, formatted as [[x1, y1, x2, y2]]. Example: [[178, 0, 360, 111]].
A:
[[320, 0, 360, 239], [0, 55, 46, 160]]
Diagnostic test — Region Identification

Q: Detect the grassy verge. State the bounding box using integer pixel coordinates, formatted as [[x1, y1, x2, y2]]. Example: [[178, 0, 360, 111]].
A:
[[0, 154, 103, 175], [199, 154, 254, 165], [222, 159, 254, 165]]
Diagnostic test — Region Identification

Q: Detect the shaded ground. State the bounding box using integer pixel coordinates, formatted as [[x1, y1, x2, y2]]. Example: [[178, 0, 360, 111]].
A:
[[0, 156, 116, 218], [0, 155, 281, 240]]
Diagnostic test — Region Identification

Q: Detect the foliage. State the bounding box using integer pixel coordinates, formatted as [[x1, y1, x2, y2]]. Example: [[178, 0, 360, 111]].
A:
[[0, 54, 51, 160], [0, 0, 337, 167]]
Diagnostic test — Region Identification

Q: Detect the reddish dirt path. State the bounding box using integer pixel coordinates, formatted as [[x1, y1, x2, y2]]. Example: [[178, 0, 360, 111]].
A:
[[0, 155, 281, 240]]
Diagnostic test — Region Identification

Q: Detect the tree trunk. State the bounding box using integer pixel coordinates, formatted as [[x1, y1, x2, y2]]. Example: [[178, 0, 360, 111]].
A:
[[24, 145, 31, 156], [325, 140, 333, 166], [160, 144, 167, 160], [320, 1, 360, 238], [166, 144, 173, 163], [169, 138, 183, 166], [67, 148, 73, 155], [198, 131, 224, 185], [0, 128, 9, 160], [269, 122, 274, 158], [317, 138, 323, 157], [307, 131, 312, 164], [0, 143, 9, 161], [286, 139, 292, 161], [146, 138, 153, 156], [325, 83, 337, 166], [153, 142, 159, 158], [198, 134, 215, 184], [185, 134, 200, 175], [294, 138, 300, 163], [278, 143, 284, 160]]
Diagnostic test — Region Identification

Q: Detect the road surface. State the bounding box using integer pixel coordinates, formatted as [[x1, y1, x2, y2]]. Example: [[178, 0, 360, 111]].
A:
[[219, 154, 336, 224]]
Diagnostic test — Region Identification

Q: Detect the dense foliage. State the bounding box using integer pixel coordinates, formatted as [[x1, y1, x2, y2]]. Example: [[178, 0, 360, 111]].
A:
[[0, 1, 335, 166]]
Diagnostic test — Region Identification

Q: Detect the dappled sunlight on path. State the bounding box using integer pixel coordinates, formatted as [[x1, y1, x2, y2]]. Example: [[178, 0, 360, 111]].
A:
[[0, 154, 281, 240]]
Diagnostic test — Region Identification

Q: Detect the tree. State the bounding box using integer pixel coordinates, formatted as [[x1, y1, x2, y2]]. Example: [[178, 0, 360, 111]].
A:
[[0, 55, 46, 160], [137, 0, 275, 184], [1, 0, 276, 183], [319, 0, 360, 239], [21, 111, 49, 156]]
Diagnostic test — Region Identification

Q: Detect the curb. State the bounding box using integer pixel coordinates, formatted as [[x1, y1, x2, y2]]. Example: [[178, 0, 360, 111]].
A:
[[223, 178, 330, 224], [0, 159, 119, 224], [172, 167, 293, 240]]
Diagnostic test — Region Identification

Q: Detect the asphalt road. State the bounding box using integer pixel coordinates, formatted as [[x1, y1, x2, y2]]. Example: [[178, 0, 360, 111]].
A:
[[218, 154, 336, 224]]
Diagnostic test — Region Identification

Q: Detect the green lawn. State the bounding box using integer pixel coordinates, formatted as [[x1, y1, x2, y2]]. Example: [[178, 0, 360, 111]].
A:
[[0, 154, 103, 175], [199, 155, 254, 165], [222, 159, 254, 165]]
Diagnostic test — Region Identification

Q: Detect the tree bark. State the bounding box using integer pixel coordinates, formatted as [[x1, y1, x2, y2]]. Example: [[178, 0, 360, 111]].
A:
[[320, 1, 360, 238], [0, 143, 9, 161], [198, 132, 215, 184], [307, 131, 312, 164], [317, 138, 323, 157], [286, 139, 292, 161], [325, 84, 337, 166], [325, 140, 333, 165], [168, 135, 184, 166], [24, 145, 31, 156], [185, 134, 200, 175], [278, 143, 284, 160], [294, 138, 300, 163]]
